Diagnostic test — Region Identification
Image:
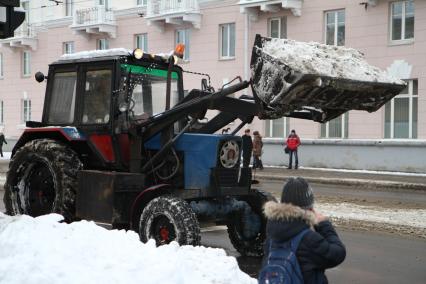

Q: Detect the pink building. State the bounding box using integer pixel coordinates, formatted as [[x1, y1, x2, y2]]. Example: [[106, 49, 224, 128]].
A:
[[0, 0, 424, 142]]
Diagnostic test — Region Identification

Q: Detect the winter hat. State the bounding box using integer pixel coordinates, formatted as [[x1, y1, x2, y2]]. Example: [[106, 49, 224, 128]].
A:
[[281, 177, 314, 209]]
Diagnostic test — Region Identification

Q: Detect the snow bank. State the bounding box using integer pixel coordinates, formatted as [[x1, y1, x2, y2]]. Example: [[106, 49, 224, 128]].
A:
[[316, 202, 426, 228], [0, 213, 255, 284], [261, 38, 403, 84]]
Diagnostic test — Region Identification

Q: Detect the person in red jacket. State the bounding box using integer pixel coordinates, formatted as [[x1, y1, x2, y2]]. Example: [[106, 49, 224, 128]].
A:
[[286, 129, 301, 169]]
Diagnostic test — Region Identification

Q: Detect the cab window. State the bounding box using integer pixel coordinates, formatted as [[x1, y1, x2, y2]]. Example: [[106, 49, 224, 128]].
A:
[[47, 71, 77, 124], [82, 69, 112, 124]]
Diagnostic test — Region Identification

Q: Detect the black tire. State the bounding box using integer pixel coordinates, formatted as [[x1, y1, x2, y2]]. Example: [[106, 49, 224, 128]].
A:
[[3, 139, 82, 221], [227, 189, 276, 257], [139, 195, 201, 246]]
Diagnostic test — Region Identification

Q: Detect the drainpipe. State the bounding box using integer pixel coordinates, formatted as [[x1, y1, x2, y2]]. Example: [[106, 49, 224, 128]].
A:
[[244, 13, 249, 95]]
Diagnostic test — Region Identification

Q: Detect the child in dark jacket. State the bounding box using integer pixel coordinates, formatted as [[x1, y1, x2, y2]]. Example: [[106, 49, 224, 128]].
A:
[[262, 177, 346, 284]]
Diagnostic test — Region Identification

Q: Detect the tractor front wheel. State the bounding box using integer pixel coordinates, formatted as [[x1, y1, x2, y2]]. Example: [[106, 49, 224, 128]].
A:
[[3, 139, 82, 222], [227, 189, 276, 257], [139, 196, 201, 246]]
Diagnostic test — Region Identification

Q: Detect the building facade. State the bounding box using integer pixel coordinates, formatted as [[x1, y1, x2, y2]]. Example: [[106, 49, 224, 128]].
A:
[[0, 0, 424, 170]]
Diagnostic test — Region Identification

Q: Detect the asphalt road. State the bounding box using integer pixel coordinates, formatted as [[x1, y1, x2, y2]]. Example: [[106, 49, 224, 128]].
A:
[[254, 179, 426, 207], [201, 227, 426, 284]]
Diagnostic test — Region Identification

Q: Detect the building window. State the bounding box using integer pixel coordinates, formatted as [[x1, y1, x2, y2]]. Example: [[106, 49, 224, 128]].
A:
[[176, 29, 190, 61], [0, 101, 3, 124], [268, 17, 286, 39], [98, 0, 109, 10], [220, 23, 235, 59], [320, 113, 349, 138], [265, 118, 290, 138], [63, 42, 75, 54], [22, 99, 31, 123], [385, 80, 417, 138], [97, 39, 109, 50], [0, 53, 3, 78], [137, 0, 147, 6], [325, 10, 345, 46], [390, 1, 414, 42], [135, 34, 148, 52], [22, 51, 31, 76], [65, 0, 73, 16]]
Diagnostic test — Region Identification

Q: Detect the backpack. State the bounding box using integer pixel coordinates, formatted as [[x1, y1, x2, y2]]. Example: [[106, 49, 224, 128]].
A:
[[258, 228, 310, 284]]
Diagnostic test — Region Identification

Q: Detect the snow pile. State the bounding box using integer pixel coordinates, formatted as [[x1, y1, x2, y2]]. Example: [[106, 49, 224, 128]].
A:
[[59, 48, 131, 61], [0, 213, 255, 284], [261, 38, 404, 84], [316, 202, 426, 228]]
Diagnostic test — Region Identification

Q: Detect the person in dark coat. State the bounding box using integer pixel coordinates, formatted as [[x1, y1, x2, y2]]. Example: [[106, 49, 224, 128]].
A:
[[252, 131, 264, 170], [263, 177, 346, 284], [241, 129, 253, 168], [0, 132, 7, 158]]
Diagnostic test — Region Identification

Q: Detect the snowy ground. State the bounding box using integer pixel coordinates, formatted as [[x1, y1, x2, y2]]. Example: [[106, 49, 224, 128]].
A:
[[316, 202, 426, 229], [0, 213, 255, 284], [0, 152, 11, 160]]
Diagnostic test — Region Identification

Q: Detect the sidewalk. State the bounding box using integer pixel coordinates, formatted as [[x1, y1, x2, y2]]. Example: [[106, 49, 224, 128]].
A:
[[254, 166, 426, 191]]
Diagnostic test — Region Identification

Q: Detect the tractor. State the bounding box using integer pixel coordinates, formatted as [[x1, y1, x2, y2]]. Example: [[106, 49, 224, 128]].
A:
[[3, 35, 404, 256]]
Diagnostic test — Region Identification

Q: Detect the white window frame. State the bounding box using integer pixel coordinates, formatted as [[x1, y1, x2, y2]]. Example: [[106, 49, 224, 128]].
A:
[[175, 29, 190, 61], [219, 23, 235, 60], [390, 0, 414, 44], [22, 99, 31, 123], [268, 17, 286, 39], [97, 0, 110, 10], [63, 41, 75, 54], [320, 113, 348, 139], [135, 34, 148, 52], [324, 10, 345, 46], [97, 38, 109, 50], [22, 51, 31, 77], [137, 0, 147, 6], [265, 118, 289, 138], [385, 80, 417, 139], [0, 53, 3, 79]]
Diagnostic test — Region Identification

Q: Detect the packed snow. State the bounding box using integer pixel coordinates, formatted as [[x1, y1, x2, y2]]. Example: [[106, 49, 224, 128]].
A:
[[261, 38, 404, 84], [59, 48, 131, 61], [316, 202, 426, 229], [0, 213, 255, 284]]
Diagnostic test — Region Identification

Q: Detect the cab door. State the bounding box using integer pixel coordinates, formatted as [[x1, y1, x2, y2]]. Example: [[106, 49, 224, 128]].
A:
[[76, 62, 117, 169]]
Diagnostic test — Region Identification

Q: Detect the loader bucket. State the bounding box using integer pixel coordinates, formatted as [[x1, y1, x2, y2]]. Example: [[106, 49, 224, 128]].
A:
[[250, 34, 406, 122]]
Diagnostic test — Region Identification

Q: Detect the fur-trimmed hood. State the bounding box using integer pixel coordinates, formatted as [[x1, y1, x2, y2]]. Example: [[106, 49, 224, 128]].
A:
[[264, 201, 317, 243], [264, 201, 317, 227]]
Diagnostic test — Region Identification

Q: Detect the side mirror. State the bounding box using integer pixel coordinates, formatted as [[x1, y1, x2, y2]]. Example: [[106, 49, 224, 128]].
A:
[[201, 78, 208, 91], [35, 72, 46, 83]]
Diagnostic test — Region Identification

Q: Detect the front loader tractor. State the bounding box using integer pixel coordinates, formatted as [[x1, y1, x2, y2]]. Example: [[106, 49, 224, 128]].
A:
[[3, 35, 404, 256]]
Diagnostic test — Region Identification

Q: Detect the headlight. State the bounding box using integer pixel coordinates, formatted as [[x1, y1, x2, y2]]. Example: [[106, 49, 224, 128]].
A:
[[219, 140, 240, 168]]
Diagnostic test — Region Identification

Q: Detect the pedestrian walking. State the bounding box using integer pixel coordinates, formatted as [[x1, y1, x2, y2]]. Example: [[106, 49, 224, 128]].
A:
[[252, 131, 264, 170], [260, 177, 346, 284], [0, 132, 7, 158], [241, 129, 253, 168], [286, 129, 301, 169]]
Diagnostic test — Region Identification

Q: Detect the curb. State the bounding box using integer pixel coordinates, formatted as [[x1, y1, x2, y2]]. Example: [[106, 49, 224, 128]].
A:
[[255, 174, 426, 191]]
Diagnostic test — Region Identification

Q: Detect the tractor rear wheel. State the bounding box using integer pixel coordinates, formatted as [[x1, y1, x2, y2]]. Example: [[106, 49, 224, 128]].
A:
[[227, 189, 276, 257], [3, 139, 82, 222], [139, 196, 200, 246]]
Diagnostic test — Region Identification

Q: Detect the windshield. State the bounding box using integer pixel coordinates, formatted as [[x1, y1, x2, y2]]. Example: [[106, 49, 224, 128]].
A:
[[121, 64, 180, 117]]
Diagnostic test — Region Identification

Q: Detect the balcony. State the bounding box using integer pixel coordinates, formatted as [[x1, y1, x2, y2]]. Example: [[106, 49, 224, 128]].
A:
[[0, 24, 37, 50], [145, 0, 202, 32], [70, 5, 117, 38], [238, 0, 303, 20]]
